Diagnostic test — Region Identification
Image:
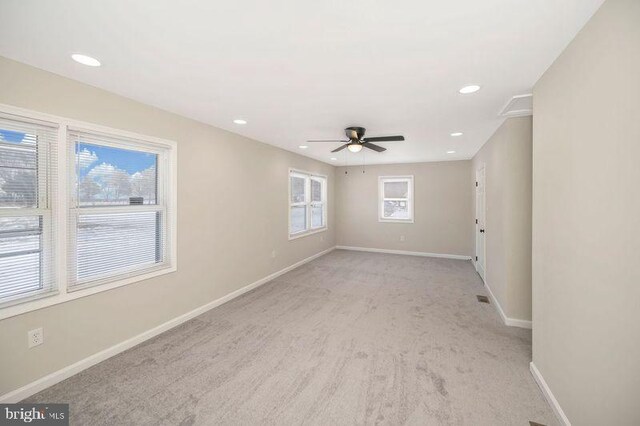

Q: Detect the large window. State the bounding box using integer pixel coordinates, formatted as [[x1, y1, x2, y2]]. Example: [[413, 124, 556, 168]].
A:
[[289, 169, 327, 238], [379, 176, 414, 222], [68, 131, 172, 290], [0, 114, 57, 307], [0, 105, 176, 319]]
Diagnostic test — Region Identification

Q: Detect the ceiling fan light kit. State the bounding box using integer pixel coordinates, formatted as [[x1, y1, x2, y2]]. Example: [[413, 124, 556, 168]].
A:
[[347, 143, 363, 153], [307, 126, 404, 154]]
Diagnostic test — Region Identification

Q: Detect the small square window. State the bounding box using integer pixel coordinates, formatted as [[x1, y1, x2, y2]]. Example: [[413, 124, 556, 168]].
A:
[[379, 176, 414, 222]]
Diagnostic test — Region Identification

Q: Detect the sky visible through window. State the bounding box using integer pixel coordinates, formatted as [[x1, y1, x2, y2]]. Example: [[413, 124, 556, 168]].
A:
[[1, 127, 165, 299], [77, 143, 156, 178], [76, 142, 157, 206], [0, 129, 26, 143]]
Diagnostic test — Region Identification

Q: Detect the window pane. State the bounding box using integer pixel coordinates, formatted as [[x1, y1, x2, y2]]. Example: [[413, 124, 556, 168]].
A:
[[383, 181, 408, 198], [76, 143, 157, 206], [290, 175, 306, 203], [76, 212, 162, 281], [311, 178, 322, 202], [383, 200, 409, 219], [290, 206, 306, 234], [0, 216, 42, 302], [0, 216, 40, 255], [311, 205, 323, 228], [0, 129, 38, 208], [0, 252, 41, 301]]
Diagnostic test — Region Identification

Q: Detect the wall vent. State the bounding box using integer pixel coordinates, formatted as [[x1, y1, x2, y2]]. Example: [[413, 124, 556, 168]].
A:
[[499, 94, 532, 117]]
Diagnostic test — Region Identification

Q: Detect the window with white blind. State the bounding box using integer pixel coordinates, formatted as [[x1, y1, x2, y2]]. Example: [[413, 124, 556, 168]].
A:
[[379, 176, 414, 223], [0, 104, 176, 320], [67, 130, 173, 290], [0, 114, 58, 307], [289, 169, 327, 238]]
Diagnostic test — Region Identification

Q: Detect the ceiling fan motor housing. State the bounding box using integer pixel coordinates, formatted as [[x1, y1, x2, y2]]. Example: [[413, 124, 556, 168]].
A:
[[345, 126, 366, 141]]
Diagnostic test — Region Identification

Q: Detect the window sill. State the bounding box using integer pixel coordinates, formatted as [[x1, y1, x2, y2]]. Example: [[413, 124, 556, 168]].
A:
[[378, 218, 414, 223], [288, 227, 327, 241], [0, 266, 177, 321]]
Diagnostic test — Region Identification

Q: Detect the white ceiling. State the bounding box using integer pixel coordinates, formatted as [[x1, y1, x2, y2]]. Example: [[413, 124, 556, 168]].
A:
[[0, 0, 604, 165]]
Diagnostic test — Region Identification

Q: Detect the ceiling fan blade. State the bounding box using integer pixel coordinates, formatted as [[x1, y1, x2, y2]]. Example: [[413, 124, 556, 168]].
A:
[[307, 139, 349, 143], [363, 142, 386, 152], [362, 135, 405, 142], [331, 144, 349, 153]]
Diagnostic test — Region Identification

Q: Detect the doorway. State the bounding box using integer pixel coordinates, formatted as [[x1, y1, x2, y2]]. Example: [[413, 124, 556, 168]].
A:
[[475, 165, 486, 281]]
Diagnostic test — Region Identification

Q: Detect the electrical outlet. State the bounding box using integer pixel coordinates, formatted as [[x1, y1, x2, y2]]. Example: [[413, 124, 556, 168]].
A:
[[271, 250, 277, 259], [28, 327, 43, 348], [400, 235, 406, 242]]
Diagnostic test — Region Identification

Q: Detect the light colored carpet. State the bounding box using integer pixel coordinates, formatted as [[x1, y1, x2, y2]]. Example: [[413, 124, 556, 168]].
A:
[[26, 250, 556, 425]]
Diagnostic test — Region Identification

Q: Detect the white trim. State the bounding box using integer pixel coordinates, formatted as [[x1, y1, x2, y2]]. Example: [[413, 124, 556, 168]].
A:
[[0, 102, 178, 320], [0, 246, 336, 403], [483, 279, 532, 329], [66, 127, 175, 291], [475, 163, 486, 281], [0, 103, 178, 149], [530, 362, 571, 426], [288, 227, 327, 241], [288, 168, 328, 239], [0, 267, 177, 320], [378, 175, 414, 223], [336, 245, 471, 260]]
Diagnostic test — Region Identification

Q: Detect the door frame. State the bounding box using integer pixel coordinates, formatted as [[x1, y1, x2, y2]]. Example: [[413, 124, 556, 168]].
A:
[[475, 163, 486, 282]]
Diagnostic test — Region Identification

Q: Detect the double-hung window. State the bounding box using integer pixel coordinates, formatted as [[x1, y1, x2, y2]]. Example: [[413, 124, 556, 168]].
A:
[[0, 114, 58, 307], [68, 130, 173, 290], [379, 175, 414, 222], [0, 104, 177, 319], [289, 169, 327, 238]]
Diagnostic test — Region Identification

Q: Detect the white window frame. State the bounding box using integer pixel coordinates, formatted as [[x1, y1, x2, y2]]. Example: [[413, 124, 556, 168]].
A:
[[378, 175, 414, 223], [0, 113, 57, 308], [67, 128, 173, 291], [288, 168, 327, 240], [0, 103, 177, 320]]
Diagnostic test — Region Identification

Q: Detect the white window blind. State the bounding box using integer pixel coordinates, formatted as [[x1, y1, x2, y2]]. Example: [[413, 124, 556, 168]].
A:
[[379, 176, 414, 222], [0, 114, 58, 306], [289, 170, 326, 237], [67, 130, 172, 290]]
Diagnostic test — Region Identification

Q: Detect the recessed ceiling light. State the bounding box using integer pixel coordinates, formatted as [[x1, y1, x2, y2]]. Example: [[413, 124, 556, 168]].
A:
[[447, 150, 456, 154], [450, 132, 463, 137], [459, 85, 481, 94], [71, 53, 101, 67], [298, 145, 308, 149], [330, 157, 337, 161], [233, 119, 247, 125]]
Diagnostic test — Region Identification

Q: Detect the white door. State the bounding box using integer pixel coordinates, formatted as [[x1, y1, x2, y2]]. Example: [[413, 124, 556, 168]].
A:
[[475, 165, 486, 281]]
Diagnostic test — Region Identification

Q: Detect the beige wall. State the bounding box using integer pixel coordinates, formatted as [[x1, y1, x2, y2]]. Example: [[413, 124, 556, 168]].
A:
[[0, 56, 336, 396], [532, 0, 640, 424], [472, 117, 533, 322], [335, 162, 473, 257]]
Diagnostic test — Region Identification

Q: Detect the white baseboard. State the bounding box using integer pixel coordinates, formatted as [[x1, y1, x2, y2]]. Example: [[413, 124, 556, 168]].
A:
[[0, 246, 336, 404], [483, 279, 532, 329], [530, 362, 571, 426], [335, 245, 472, 260]]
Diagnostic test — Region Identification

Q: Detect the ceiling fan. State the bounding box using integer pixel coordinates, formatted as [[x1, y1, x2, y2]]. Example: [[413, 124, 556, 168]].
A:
[[307, 126, 404, 153]]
